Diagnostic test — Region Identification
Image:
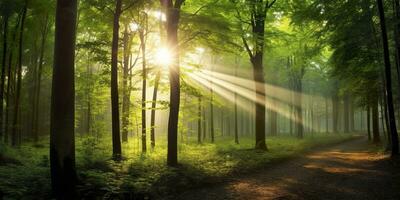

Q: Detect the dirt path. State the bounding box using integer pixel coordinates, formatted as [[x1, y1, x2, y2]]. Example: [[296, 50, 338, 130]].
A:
[[177, 138, 400, 200]]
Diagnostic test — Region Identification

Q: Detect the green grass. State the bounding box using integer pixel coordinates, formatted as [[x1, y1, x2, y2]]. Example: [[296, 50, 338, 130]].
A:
[[0, 134, 355, 199]]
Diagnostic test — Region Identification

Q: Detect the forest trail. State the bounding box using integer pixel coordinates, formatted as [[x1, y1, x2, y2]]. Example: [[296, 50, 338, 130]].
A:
[[177, 138, 400, 200]]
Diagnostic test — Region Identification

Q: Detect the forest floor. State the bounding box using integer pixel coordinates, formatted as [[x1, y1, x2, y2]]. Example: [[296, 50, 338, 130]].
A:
[[177, 138, 400, 200]]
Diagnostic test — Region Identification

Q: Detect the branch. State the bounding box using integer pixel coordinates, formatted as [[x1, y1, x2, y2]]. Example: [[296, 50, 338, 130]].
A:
[[129, 44, 142, 71], [179, 31, 206, 46], [265, 0, 277, 11], [242, 35, 253, 59], [189, 0, 219, 17], [234, 6, 253, 58], [93, 4, 114, 15]]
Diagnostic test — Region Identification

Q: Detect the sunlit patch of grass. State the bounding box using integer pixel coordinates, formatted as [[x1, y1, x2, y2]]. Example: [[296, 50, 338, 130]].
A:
[[0, 133, 354, 198]]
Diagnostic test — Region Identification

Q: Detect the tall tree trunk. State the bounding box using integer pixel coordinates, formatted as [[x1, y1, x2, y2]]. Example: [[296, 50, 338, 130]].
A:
[[367, 105, 371, 141], [269, 104, 277, 136], [33, 14, 49, 142], [325, 97, 329, 133], [252, 54, 267, 148], [111, 0, 122, 160], [139, 29, 147, 153], [202, 105, 206, 140], [234, 80, 239, 144], [381, 93, 391, 147], [311, 98, 314, 134], [121, 25, 130, 142], [344, 95, 350, 133], [393, 0, 400, 101], [350, 99, 355, 132], [372, 101, 381, 144], [12, 2, 27, 146], [377, 0, 400, 155], [0, 16, 9, 141], [295, 79, 303, 139], [5, 14, 21, 143], [197, 96, 201, 144], [210, 64, 215, 143], [238, 1, 276, 150], [290, 104, 293, 135], [163, 0, 184, 167], [332, 92, 339, 133], [50, 0, 78, 197], [150, 70, 161, 148], [150, 7, 166, 149]]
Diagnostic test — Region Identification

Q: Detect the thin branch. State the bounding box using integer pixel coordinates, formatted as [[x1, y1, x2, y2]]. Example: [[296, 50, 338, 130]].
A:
[[242, 35, 253, 59], [265, 0, 277, 11], [129, 44, 142, 71], [179, 31, 206, 46]]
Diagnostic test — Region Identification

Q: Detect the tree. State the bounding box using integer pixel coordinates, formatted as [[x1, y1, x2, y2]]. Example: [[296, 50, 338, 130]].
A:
[[12, 0, 27, 146], [161, 0, 185, 166], [32, 12, 50, 142], [50, 0, 78, 198], [0, 2, 10, 141], [376, 0, 399, 156], [233, 0, 278, 150], [111, 0, 122, 160], [139, 12, 148, 153], [197, 96, 202, 143]]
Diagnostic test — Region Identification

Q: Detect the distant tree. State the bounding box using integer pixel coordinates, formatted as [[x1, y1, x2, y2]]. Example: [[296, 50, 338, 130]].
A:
[[233, 0, 278, 150], [12, 0, 27, 146]]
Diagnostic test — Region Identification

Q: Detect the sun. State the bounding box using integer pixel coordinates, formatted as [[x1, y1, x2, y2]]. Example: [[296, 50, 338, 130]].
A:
[[155, 47, 173, 67]]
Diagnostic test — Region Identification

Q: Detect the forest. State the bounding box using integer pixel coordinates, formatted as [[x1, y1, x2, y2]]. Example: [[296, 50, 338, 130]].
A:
[[0, 0, 399, 199]]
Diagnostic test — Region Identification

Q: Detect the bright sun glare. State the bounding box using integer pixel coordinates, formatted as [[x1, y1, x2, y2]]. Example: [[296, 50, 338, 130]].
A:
[[155, 47, 173, 67]]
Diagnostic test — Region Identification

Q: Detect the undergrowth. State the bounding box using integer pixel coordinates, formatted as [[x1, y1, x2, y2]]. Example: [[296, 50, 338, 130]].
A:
[[0, 134, 355, 199]]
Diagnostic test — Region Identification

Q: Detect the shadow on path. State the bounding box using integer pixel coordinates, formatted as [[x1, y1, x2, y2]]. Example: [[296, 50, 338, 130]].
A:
[[177, 138, 400, 200]]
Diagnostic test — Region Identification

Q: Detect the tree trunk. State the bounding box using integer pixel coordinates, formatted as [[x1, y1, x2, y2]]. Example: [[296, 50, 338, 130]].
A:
[[202, 105, 206, 141], [392, 0, 400, 102], [164, 0, 184, 167], [269, 105, 277, 136], [0, 16, 8, 141], [377, 0, 399, 155], [350, 99, 355, 132], [121, 25, 130, 142], [4, 14, 21, 144], [332, 92, 339, 133], [210, 64, 215, 143], [295, 79, 304, 139], [372, 101, 381, 144], [86, 53, 92, 136], [50, 0, 78, 197], [234, 85, 239, 144], [12, 2, 27, 146], [325, 97, 329, 133], [252, 54, 267, 149], [32, 14, 49, 142], [150, 70, 161, 148], [367, 106, 371, 141], [111, 0, 122, 160], [344, 95, 350, 133], [197, 96, 201, 144], [139, 29, 147, 153]]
